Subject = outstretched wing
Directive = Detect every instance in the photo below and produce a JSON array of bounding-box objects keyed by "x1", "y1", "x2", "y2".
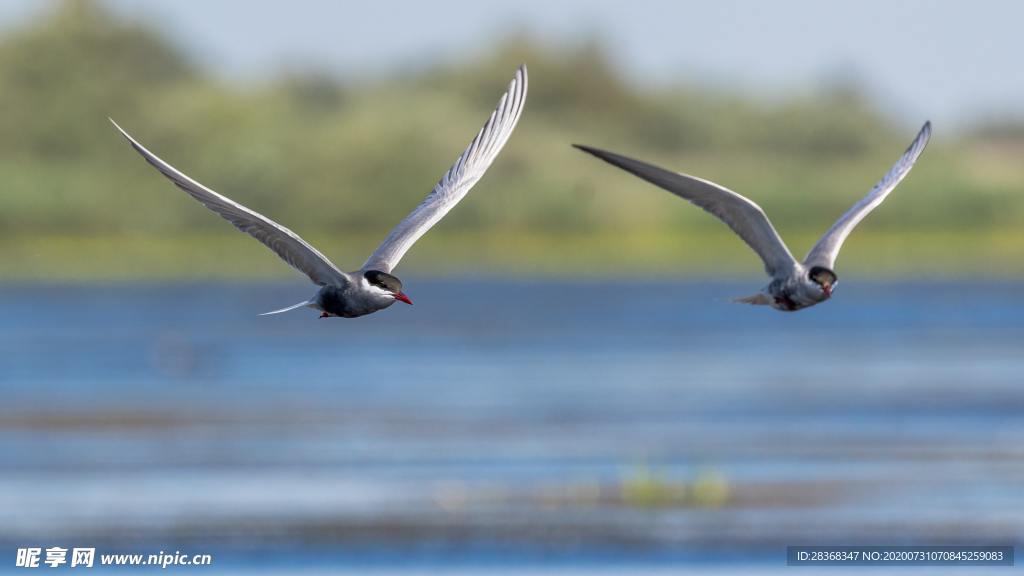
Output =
[
  {"x1": 573, "y1": 145, "x2": 798, "y2": 278},
  {"x1": 803, "y1": 121, "x2": 931, "y2": 270},
  {"x1": 361, "y1": 65, "x2": 528, "y2": 273},
  {"x1": 112, "y1": 119, "x2": 349, "y2": 287}
]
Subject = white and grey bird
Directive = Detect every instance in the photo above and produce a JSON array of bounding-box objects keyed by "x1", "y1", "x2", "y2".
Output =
[
  {"x1": 574, "y1": 121, "x2": 931, "y2": 311},
  {"x1": 113, "y1": 65, "x2": 527, "y2": 318}
]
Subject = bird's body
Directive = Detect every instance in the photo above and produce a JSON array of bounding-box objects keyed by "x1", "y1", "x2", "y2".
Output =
[
  {"x1": 575, "y1": 121, "x2": 931, "y2": 312},
  {"x1": 741, "y1": 265, "x2": 833, "y2": 312},
  {"x1": 114, "y1": 65, "x2": 527, "y2": 318},
  {"x1": 315, "y1": 278, "x2": 400, "y2": 318}
]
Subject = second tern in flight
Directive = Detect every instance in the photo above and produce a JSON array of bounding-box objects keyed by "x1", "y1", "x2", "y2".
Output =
[{"x1": 574, "y1": 121, "x2": 931, "y2": 311}]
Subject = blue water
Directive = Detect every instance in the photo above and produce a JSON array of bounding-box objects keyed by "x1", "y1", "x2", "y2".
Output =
[{"x1": 0, "y1": 279, "x2": 1022, "y2": 572}]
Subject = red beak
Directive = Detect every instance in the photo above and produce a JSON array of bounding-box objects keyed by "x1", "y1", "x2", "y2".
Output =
[{"x1": 395, "y1": 292, "x2": 413, "y2": 305}]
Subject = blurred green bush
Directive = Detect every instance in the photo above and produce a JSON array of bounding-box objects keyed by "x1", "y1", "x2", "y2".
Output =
[{"x1": 1, "y1": 0, "x2": 1022, "y2": 279}]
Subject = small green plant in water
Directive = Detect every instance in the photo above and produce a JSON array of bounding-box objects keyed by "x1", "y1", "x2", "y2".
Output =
[
  {"x1": 691, "y1": 468, "x2": 730, "y2": 508},
  {"x1": 620, "y1": 463, "x2": 730, "y2": 509},
  {"x1": 620, "y1": 462, "x2": 687, "y2": 508}
]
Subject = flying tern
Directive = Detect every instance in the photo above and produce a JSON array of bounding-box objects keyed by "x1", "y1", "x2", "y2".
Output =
[
  {"x1": 574, "y1": 121, "x2": 931, "y2": 311},
  {"x1": 113, "y1": 65, "x2": 527, "y2": 318}
]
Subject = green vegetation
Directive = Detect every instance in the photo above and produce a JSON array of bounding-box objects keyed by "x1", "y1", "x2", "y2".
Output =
[
  {"x1": 620, "y1": 463, "x2": 729, "y2": 509},
  {"x1": 1, "y1": 0, "x2": 1023, "y2": 280}
]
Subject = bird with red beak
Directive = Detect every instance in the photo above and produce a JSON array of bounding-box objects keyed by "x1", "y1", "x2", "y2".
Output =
[{"x1": 112, "y1": 65, "x2": 527, "y2": 319}]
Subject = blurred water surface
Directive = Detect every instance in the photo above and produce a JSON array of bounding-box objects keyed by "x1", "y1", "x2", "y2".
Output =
[{"x1": 0, "y1": 279, "x2": 1022, "y2": 572}]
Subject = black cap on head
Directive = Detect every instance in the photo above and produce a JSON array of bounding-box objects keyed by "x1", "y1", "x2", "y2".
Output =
[
  {"x1": 808, "y1": 266, "x2": 837, "y2": 286},
  {"x1": 364, "y1": 270, "x2": 403, "y2": 293}
]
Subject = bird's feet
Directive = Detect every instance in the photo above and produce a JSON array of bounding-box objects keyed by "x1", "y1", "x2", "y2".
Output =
[{"x1": 319, "y1": 312, "x2": 329, "y2": 319}]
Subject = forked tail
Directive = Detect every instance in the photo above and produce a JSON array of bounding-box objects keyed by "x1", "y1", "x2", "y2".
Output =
[
  {"x1": 732, "y1": 293, "x2": 772, "y2": 306},
  {"x1": 259, "y1": 300, "x2": 316, "y2": 316}
]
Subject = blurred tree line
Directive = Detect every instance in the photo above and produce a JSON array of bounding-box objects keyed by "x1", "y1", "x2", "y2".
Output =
[{"x1": 0, "y1": 0, "x2": 1022, "y2": 278}]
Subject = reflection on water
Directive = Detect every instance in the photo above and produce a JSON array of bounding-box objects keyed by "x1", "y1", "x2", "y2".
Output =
[{"x1": 0, "y1": 280, "x2": 1022, "y2": 570}]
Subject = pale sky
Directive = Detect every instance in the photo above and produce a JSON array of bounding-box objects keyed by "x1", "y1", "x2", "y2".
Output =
[{"x1": 2, "y1": 0, "x2": 1022, "y2": 130}]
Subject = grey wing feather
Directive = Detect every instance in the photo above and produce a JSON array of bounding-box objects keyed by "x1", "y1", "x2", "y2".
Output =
[
  {"x1": 573, "y1": 145, "x2": 798, "y2": 278},
  {"x1": 804, "y1": 121, "x2": 931, "y2": 270},
  {"x1": 111, "y1": 119, "x2": 349, "y2": 287},
  {"x1": 361, "y1": 65, "x2": 528, "y2": 273}
]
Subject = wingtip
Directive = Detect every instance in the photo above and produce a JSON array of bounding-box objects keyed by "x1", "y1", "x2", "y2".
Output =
[
  {"x1": 508, "y1": 63, "x2": 527, "y2": 86},
  {"x1": 514, "y1": 63, "x2": 528, "y2": 95},
  {"x1": 571, "y1": 143, "x2": 611, "y2": 160},
  {"x1": 913, "y1": 120, "x2": 932, "y2": 150},
  {"x1": 108, "y1": 117, "x2": 132, "y2": 141}
]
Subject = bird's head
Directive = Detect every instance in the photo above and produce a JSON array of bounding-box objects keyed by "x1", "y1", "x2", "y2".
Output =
[
  {"x1": 808, "y1": 266, "x2": 837, "y2": 298},
  {"x1": 364, "y1": 270, "x2": 413, "y2": 305}
]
